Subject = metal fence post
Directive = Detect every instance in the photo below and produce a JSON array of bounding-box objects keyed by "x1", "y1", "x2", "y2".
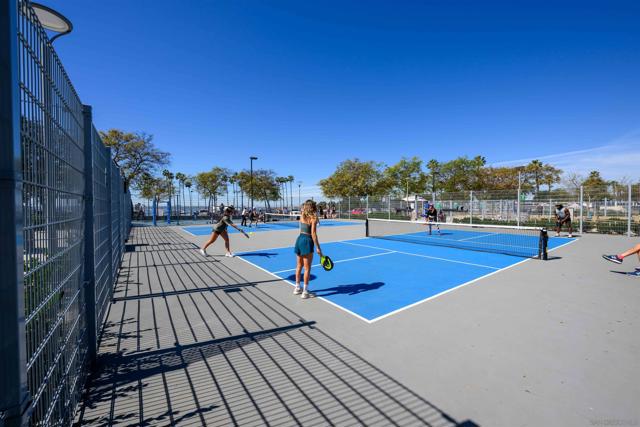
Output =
[
  {"x1": 517, "y1": 183, "x2": 521, "y2": 227},
  {"x1": 348, "y1": 196, "x2": 351, "y2": 220},
  {"x1": 628, "y1": 184, "x2": 632, "y2": 237},
  {"x1": 0, "y1": 1, "x2": 30, "y2": 423},
  {"x1": 82, "y1": 105, "x2": 98, "y2": 364},
  {"x1": 106, "y1": 151, "x2": 114, "y2": 287},
  {"x1": 579, "y1": 186, "x2": 584, "y2": 234},
  {"x1": 388, "y1": 194, "x2": 391, "y2": 220},
  {"x1": 366, "y1": 195, "x2": 369, "y2": 219},
  {"x1": 469, "y1": 191, "x2": 473, "y2": 224}
]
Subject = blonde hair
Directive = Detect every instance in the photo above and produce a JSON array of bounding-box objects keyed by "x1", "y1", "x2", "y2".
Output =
[{"x1": 301, "y1": 200, "x2": 318, "y2": 222}]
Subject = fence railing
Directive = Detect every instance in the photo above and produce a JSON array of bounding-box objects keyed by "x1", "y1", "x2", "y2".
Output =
[
  {"x1": 0, "y1": 2, "x2": 132, "y2": 426},
  {"x1": 327, "y1": 185, "x2": 639, "y2": 237}
]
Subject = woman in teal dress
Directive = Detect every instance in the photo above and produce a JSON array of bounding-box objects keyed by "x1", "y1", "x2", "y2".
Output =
[{"x1": 294, "y1": 200, "x2": 323, "y2": 299}]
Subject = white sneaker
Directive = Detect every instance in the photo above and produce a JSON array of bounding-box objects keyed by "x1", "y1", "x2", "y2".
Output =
[
  {"x1": 199, "y1": 249, "x2": 208, "y2": 257},
  {"x1": 568, "y1": 234, "x2": 573, "y2": 238},
  {"x1": 225, "y1": 252, "x2": 235, "y2": 258},
  {"x1": 301, "y1": 290, "x2": 310, "y2": 299},
  {"x1": 555, "y1": 233, "x2": 560, "y2": 237},
  {"x1": 293, "y1": 286, "x2": 302, "y2": 295}
]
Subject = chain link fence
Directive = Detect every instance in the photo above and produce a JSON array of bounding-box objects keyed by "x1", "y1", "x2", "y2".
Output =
[
  {"x1": 337, "y1": 185, "x2": 639, "y2": 236},
  {"x1": 1, "y1": 2, "x2": 132, "y2": 426}
]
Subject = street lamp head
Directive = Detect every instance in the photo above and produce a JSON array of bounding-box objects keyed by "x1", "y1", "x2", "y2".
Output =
[
  {"x1": 30, "y1": 2, "x2": 73, "y2": 42},
  {"x1": 250, "y1": 156, "x2": 258, "y2": 160}
]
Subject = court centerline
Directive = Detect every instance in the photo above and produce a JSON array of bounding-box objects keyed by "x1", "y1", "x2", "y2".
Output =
[{"x1": 338, "y1": 241, "x2": 501, "y2": 270}]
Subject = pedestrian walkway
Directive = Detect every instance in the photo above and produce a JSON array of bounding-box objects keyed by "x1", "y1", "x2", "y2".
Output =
[{"x1": 75, "y1": 226, "x2": 473, "y2": 426}]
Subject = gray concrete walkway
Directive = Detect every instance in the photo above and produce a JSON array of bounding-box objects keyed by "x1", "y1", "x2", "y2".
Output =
[{"x1": 75, "y1": 226, "x2": 475, "y2": 426}]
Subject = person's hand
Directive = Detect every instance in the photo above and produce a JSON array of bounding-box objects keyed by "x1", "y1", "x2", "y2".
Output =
[{"x1": 316, "y1": 248, "x2": 323, "y2": 257}]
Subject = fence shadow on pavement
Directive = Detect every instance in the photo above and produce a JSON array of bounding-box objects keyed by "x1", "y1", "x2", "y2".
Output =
[{"x1": 75, "y1": 226, "x2": 479, "y2": 427}]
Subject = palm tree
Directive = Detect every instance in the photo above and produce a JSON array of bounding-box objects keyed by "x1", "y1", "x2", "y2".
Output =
[
  {"x1": 162, "y1": 169, "x2": 174, "y2": 221},
  {"x1": 276, "y1": 177, "x2": 287, "y2": 210},
  {"x1": 287, "y1": 175, "x2": 294, "y2": 209},
  {"x1": 175, "y1": 172, "x2": 188, "y2": 219},
  {"x1": 526, "y1": 160, "x2": 544, "y2": 195}
]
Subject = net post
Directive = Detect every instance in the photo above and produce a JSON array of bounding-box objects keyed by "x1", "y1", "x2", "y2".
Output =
[
  {"x1": 579, "y1": 186, "x2": 583, "y2": 234},
  {"x1": 628, "y1": 184, "x2": 632, "y2": 237},
  {"x1": 365, "y1": 218, "x2": 370, "y2": 237},
  {"x1": 540, "y1": 229, "x2": 548, "y2": 260}
]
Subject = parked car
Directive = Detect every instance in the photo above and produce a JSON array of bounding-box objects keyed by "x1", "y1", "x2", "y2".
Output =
[{"x1": 351, "y1": 208, "x2": 365, "y2": 215}]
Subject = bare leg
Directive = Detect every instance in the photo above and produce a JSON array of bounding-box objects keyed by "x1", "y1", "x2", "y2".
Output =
[
  {"x1": 202, "y1": 232, "x2": 219, "y2": 251},
  {"x1": 302, "y1": 254, "x2": 313, "y2": 290},
  {"x1": 294, "y1": 255, "x2": 303, "y2": 289},
  {"x1": 221, "y1": 231, "x2": 231, "y2": 254},
  {"x1": 619, "y1": 243, "x2": 640, "y2": 260}
]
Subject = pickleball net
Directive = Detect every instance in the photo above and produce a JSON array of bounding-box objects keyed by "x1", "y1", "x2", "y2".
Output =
[
  {"x1": 366, "y1": 218, "x2": 548, "y2": 259},
  {"x1": 264, "y1": 213, "x2": 301, "y2": 228}
]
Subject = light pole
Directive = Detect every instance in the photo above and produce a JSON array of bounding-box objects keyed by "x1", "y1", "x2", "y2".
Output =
[
  {"x1": 250, "y1": 156, "x2": 258, "y2": 212},
  {"x1": 297, "y1": 181, "x2": 302, "y2": 207}
]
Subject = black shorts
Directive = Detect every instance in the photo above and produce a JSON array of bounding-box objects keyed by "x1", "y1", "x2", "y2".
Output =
[{"x1": 556, "y1": 219, "x2": 571, "y2": 228}]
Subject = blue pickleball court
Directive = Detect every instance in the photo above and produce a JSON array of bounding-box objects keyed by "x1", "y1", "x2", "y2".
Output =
[
  {"x1": 183, "y1": 219, "x2": 361, "y2": 236},
  {"x1": 238, "y1": 233, "x2": 575, "y2": 323}
]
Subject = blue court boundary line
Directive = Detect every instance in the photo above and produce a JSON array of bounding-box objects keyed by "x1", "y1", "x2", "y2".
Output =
[{"x1": 239, "y1": 237, "x2": 579, "y2": 323}]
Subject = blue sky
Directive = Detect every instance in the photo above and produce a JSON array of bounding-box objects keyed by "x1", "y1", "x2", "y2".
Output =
[{"x1": 47, "y1": 0, "x2": 640, "y2": 196}]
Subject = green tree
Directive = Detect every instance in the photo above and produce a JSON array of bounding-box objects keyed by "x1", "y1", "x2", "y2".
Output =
[
  {"x1": 100, "y1": 129, "x2": 171, "y2": 190},
  {"x1": 525, "y1": 160, "x2": 544, "y2": 194},
  {"x1": 541, "y1": 164, "x2": 563, "y2": 193},
  {"x1": 235, "y1": 169, "x2": 281, "y2": 210},
  {"x1": 137, "y1": 173, "x2": 172, "y2": 206},
  {"x1": 287, "y1": 175, "x2": 295, "y2": 209},
  {"x1": 582, "y1": 171, "x2": 608, "y2": 199},
  {"x1": 426, "y1": 159, "x2": 442, "y2": 194},
  {"x1": 319, "y1": 159, "x2": 387, "y2": 198},
  {"x1": 383, "y1": 157, "x2": 428, "y2": 198},
  {"x1": 195, "y1": 167, "x2": 230, "y2": 211},
  {"x1": 175, "y1": 172, "x2": 188, "y2": 214},
  {"x1": 438, "y1": 156, "x2": 486, "y2": 192}
]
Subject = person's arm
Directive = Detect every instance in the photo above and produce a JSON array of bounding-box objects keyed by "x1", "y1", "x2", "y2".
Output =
[
  {"x1": 311, "y1": 219, "x2": 323, "y2": 257},
  {"x1": 224, "y1": 217, "x2": 239, "y2": 230}
]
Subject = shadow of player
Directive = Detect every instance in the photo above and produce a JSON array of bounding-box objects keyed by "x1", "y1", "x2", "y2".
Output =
[{"x1": 312, "y1": 281, "x2": 385, "y2": 297}]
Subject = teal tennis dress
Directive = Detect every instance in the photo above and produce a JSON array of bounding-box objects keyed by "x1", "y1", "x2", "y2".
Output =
[{"x1": 294, "y1": 221, "x2": 314, "y2": 256}]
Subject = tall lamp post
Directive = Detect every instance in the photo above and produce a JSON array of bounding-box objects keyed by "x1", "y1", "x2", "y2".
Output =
[
  {"x1": 31, "y1": 2, "x2": 73, "y2": 42},
  {"x1": 297, "y1": 181, "x2": 302, "y2": 207},
  {"x1": 250, "y1": 156, "x2": 258, "y2": 212}
]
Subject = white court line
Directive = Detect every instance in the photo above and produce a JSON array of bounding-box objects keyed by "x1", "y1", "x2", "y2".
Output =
[
  {"x1": 236, "y1": 235, "x2": 580, "y2": 325},
  {"x1": 235, "y1": 256, "x2": 375, "y2": 324},
  {"x1": 180, "y1": 228, "x2": 198, "y2": 237},
  {"x1": 272, "y1": 251, "x2": 396, "y2": 274},
  {"x1": 458, "y1": 233, "x2": 494, "y2": 241},
  {"x1": 339, "y1": 241, "x2": 500, "y2": 270},
  {"x1": 366, "y1": 236, "x2": 580, "y2": 323}
]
